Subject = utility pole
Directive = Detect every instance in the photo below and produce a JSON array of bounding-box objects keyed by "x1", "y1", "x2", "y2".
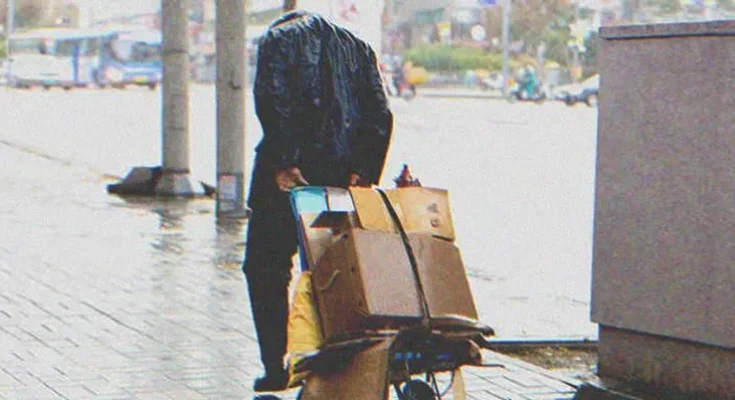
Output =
[
  {"x1": 215, "y1": 0, "x2": 249, "y2": 218},
  {"x1": 108, "y1": 0, "x2": 212, "y2": 197},
  {"x1": 501, "y1": 0, "x2": 511, "y2": 97},
  {"x1": 157, "y1": 0, "x2": 198, "y2": 195},
  {"x1": 5, "y1": 0, "x2": 15, "y2": 84}
]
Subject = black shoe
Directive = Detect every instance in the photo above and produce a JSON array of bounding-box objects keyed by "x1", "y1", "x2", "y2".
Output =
[{"x1": 253, "y1": 369, "x2": 289, "y2": 393}]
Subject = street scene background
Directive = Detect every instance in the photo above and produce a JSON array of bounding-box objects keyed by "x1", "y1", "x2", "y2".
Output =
[{"x1": 0, "y1": 85, "x2": 599, "y2": 340}]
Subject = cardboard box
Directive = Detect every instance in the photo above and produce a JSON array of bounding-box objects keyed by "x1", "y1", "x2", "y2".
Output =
[
  {"x1": 297, "y1": 211, "x2": 360, "y2": 269},
  {"x1": 312, "y1": 229, "x2": 423, "y2": 341},
  {"x1": 385, "y1": 187, "x2": 456, "y2": 241},
  {"x1": 349, "y1": 187, "x2": 456, "y2": 241},
  {"x1": 408, "y1": 234, "x2": 479, "y2": 322},
  {"x1": 299, "y1": 337, "x2": 394, "y2": 400},
  {"x1": 292, "y1": 187, "x2": 361, "y2": 270}
]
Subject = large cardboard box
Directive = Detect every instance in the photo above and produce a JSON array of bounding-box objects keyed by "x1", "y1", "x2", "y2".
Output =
[
  {"x1": 312, "y1": 229, "x2": 423, "y2": 341},
  {"x1": 312, "y1": 230, "x2": 479, "y2": 341},
  {"x1": 408, "y1": 234, "x2": 479, "y2": 322}
]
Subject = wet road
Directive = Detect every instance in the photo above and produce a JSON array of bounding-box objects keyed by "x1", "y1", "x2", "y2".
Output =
[{"x1": 0, "y1": 85, "x2": 598, "y2": 340}]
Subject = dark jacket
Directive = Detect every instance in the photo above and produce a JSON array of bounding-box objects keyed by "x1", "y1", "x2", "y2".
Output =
[{"x1": 251, "y1": 11, "x2": 393, "y2": 193}]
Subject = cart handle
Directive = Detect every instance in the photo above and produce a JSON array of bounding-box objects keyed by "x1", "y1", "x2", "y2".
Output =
[{"x1": 316, "y1": 270, "x2": 341, "y2": 292}]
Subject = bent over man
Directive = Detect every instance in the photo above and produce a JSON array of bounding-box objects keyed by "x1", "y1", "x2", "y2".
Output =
[{"x1": 242, "y1": 11, "x2": 393, "y2": 392}]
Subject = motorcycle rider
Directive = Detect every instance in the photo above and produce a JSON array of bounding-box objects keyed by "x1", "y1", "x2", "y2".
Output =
[
  {"x1": 391, "y1": 60, "x2": 415, "y2": 97},
  {"x1": 522, "y1": 64, "x2": 538, "y2": 99}
]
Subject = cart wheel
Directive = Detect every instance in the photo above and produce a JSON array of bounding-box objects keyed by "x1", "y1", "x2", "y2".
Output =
[{"x1": 401, "y1": 379, "x2": 436, "y2": 400}]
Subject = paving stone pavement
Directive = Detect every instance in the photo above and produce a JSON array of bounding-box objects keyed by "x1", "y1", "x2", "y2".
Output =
[{"x1": 0, "y1": 134, "x2": 582, "y2": 399}]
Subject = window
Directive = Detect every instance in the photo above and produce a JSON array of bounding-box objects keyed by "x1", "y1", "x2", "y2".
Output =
[
  {"x1": 109, "y1": 39, "x2": 161, "y2": 63},
  {"x1": 55, "y1": 39, "x2": 82, "y2": 56},
  {"x1": 82, "y1": 38, "x2": 100, "y2": 56},
  {"x1": 9, "y1": 39, "x2": 45, "y2": 54}
]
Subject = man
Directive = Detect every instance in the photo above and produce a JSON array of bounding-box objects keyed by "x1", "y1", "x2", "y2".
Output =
[{"x1": 243, "y1": 11, "x2": 393, "y2": 392}]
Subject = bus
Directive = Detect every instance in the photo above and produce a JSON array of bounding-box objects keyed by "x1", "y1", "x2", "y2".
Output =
[
  {"x1": 98, "y1": 29, "x2": 162, "y2": 90},
  {"x1": 7, "y1": 27, "x2": 162, "y2": 90}
]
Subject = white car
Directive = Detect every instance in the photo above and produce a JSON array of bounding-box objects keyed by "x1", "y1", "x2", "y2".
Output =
[{"x1": 553, "y1": 74, "x2": 600, "y2": 107}]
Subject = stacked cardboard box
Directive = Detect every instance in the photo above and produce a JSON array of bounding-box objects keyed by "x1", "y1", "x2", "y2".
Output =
[{"x1": 302, "y1": 187, "x2": 479, "y2": 342}]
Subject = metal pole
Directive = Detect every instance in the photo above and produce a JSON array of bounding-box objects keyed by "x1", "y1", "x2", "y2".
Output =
[
  {"x1": 5, "y1": 0, "x2": 15, "y2": 84},
  {"x1": 501, "y1": 0, "x2": 510, "y2": 97},
  {"x1": 107, "y1": 0, "x2": 210, "y2": 197},
  {"x1": 571, "y1": 4, "x2": 581, "y2": 84},
  {"x1": 215, "y1": 0, "x2": 248, "y2": 218},
  {"x1": 537, "y1": 42, "x2": 546, "y2": 83},
  {"x1": 158, "y1": 0, "x2": 192, "y2": 195}
]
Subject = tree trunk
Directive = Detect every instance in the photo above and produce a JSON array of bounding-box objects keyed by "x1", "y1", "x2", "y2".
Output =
[{"x1": 283, "y1": 0, "x2": 296, "y2": 13}]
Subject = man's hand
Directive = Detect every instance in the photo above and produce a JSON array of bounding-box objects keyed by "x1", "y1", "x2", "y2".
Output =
[{"x1": 275, "y1": 167, "x2": 309, "y2": 192}]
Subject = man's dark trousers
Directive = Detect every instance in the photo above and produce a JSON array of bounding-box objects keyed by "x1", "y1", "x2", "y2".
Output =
[
  {"x1": 242, "y1": 189, "x2": 298, "y2": 375},
  {"x1": 242, "y1": 157, "x2": 351, "y2": 375}
]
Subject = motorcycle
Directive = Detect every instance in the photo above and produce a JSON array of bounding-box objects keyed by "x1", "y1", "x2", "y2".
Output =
[
  {"x1": 506, "y1": 82, "x2": 546, "y2": 104},
  {"x1": 386, "y1": 76, "x2": 416, "y2": 101}
]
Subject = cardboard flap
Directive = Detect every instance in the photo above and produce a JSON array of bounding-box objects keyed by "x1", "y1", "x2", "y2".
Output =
[
  {"x1": 386, "y1": 187, "x2": 456, "y2": 241},
  {"x1": 298, "y1": 212, "x2": 336, "y2": 269},
  {"x1": 310, "y1": 211, "x2": 352, "y2": 229},
  {"x1": 349, "y1": 187, "x2": 397, "y2": 232}
]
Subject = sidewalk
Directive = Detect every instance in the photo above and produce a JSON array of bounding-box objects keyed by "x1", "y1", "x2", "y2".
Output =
[{"x1": 1, "y1": 132, "x2": 582, "y2": 399}]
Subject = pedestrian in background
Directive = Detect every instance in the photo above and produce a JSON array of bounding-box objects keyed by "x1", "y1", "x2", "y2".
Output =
[{"x1": 241, "y1": 10, "x2": 393, "y2": 392}]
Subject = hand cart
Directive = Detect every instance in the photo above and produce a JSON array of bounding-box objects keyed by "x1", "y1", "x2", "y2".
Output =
[{"x1": 289, "y1": 186, "x2": 499, "y2": 400}]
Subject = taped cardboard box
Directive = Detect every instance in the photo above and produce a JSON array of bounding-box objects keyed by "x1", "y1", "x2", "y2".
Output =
[{"x1": 312, "y1": 229, "x2": 423, "y2": 341}]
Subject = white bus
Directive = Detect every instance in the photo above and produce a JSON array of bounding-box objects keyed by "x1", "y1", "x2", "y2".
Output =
[
  {"x1": 7, "y1": 27, "x2": 162, "y2": 90},
  {"x1": 8, "y1": 28, "x2": 116, "y2": 89}
]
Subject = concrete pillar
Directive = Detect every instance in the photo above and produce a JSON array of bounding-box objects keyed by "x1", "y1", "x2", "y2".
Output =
[
  {"x1": 5, "y1": 0, "x2": 15, "y2": 83},
  {"x1": 500, "y1": 0, "x2": 510, "y2": 97},
  {"x1": 592, "y1": 20, "x2": 735, "y2": 398},
  {"x1": 156, "y1": 0, "x2": 196, "y2": 195},
  {"x1": 214, "y1": 0, "x2": 249, "y2": 218},
  {"x1": 107, "y1": 0, "x2": 212, "y2": 197}
]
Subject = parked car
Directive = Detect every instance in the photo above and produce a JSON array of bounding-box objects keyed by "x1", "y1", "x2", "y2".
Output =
[{"x1": 553, "y1": 74, "x2": 599, "y2": 107}]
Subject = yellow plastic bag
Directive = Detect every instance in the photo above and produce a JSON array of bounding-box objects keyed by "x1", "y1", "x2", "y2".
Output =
[{"x1": 286, "y1": 271, "x2": 324, "y2": 388}]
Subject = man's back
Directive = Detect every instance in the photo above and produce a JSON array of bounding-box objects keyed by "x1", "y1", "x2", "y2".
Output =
[{"x1": 252, "y1": 11, "x2": 393, "y2": 186}]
